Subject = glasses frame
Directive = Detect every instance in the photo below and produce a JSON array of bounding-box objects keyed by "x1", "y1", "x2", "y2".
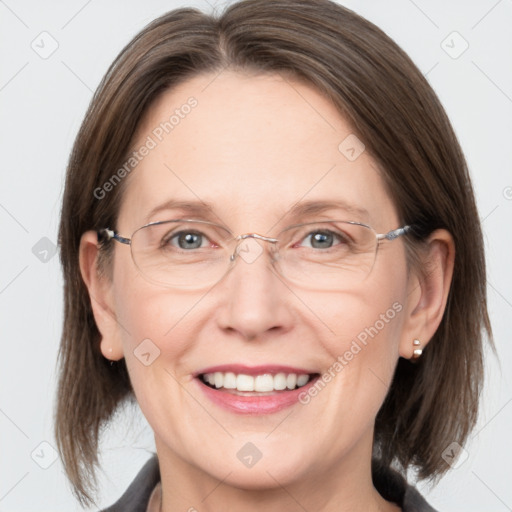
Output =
[{"x1": 97, "y1": 218, "x2": 412, "y2": 287}]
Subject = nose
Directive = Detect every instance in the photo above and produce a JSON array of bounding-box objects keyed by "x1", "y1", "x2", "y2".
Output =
[{"x1": 215, "y1": 236, "x2": 294, "y2": 341}]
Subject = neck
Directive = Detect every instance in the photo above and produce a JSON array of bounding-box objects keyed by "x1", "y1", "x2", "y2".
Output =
[{"x1": 153, "y1": 430, "x2": 401, "y2": 512}]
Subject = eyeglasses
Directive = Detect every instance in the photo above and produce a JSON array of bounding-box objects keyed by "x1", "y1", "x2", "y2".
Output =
[{"x1": 98, "y1": 219, "x2": 411, "y2": 291}]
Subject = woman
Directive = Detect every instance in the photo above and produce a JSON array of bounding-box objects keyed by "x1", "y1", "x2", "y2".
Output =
[{"x1": 54, "y1": 0, "x2": 492, "y2": 510}]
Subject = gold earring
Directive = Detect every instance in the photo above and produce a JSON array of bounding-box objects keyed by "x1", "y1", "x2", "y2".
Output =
[
  {"x1": 105, "y1": 347, "x2": 115, "y2": 366},
  {"x1": 411, "y1": 339, "x2": 422, "y2": 360}
]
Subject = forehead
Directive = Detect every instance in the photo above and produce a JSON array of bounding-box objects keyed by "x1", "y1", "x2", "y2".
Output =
[{"x1": 118, "y1": 71, "x2": 397, "y2": 232}]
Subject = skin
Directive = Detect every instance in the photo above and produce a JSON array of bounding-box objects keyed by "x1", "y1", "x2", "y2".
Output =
[{"x1": 80, "y1": 71, "x2": 454, "y2": 512}]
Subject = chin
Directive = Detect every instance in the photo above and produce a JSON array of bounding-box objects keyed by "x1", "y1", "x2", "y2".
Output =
[
  {"x1": 217, "y1": 463, "x2": 305, "y2": 491},
  {"x1": 194, "y1": 443, "x2": 312, "y2": 491}
]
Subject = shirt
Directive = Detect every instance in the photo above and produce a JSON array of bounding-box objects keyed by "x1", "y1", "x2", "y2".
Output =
[{"x1": 101, "y1": 454, "x2": 438, "y2": 512}]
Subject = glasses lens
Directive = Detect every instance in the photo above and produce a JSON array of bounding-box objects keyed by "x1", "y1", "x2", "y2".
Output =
[
  {"x1": 131, "y1": 220, "x2": 232, "y2": 288},
  {"x1": 275, "y1": 221, "x2": 378, "y2": 290},
  {"x1": 129, "y1": 219, "x2": 378, "y2": 290}
]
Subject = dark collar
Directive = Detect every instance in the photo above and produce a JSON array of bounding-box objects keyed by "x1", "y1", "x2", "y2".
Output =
[{"x1": 102, "y1": 454, "x2": 438, "y2": 512}]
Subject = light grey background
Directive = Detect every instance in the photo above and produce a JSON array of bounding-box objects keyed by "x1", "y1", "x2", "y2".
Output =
[{"x1": 1, "y1": 0, "x2": 511, "y2": 510}]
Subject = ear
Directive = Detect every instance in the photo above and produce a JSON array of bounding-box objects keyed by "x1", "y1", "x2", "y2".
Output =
[
  {"x1": 399, "y1": 229, "x2": 455, "y2": 359},
  {"x1": 79, "y1": 231, "x2": 124, "y2": 361}
]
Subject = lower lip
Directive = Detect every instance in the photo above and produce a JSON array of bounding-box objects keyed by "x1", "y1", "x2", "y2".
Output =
[{"x1": 195, "y1": 376, "x2": 319, "y2": 414}]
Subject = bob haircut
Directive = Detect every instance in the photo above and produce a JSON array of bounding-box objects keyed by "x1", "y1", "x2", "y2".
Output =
[{"x1": 55, "y1": 0, "x2": 492, "y2": 506}]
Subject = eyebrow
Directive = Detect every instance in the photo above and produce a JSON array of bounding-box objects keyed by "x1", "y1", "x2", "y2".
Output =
[
  {"x1": 145, "y1": 200, "x2": 218, "y2": 223},
  {"x1": 145, "y1": 199, "x2": 369, "y2": 225},
  {"x1": 285, "y1": 199, "x2": 369, "y2": 221}
]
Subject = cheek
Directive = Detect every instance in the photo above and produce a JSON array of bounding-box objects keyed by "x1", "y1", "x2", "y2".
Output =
[
  {"x1": 110, "y1": 249, "x2": 206, "y2": 401},
  {"x1": 113, "y1": 285, "x2": 201, "y2": 357},
  {"x1": 300, "y1": 263, "x2": 407, "y2": 411},
  {"x1": 111, "y1": 283, "x2": 206, "y2": 431},
  {"x1": 111, "y1": 246, "x2": 194, "y2": 348},
  {"x1": 303, "y1": 275, "x2": 406, "y2": 363}
]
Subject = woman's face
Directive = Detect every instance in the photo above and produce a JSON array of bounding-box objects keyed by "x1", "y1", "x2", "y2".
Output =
[{"x1": 104, "y1": 71, "x2": 417, "y2": 488}]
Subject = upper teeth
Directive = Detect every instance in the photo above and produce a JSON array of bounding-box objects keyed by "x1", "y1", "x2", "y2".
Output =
[{"x1": 201, "y1": 372, "x2": 311, "y2": 392}]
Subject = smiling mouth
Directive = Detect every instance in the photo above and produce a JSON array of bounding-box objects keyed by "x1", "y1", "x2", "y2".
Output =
[{"x1": 198, "y1": 372, "x2": 320, "y2": 395}]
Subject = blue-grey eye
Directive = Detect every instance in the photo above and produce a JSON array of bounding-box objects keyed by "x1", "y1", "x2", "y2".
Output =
[
  {"x1": 302, "y1": 231, "x2": 342, "y2": 249},
  {"x1": 172, "y1": 231, "x2": 205, "y2": 249},
  {"x1": 311, "y1": 232, "x2": 332, "y2": 248}
]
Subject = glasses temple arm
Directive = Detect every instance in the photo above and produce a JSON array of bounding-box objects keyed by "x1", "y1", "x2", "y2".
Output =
[
  {"x1": 377, "y1": 225, "x2": 412, "y2": 241},
  {"x1": 97, "y1": 228, "x2": 131, "y2": 245}
]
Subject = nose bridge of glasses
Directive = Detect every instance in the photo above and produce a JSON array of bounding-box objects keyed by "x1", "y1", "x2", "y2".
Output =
[
  {"x1": 236, "y1": 233, "x2": 279, "y2": 243},
  {"x1": 230, "y1": 233, "x2": 279, "y2": 263}
]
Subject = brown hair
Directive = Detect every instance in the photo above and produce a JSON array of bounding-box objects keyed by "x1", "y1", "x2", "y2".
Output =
[{"x1": 55, "y1": 0, "x2": 492, "y2": 506}]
